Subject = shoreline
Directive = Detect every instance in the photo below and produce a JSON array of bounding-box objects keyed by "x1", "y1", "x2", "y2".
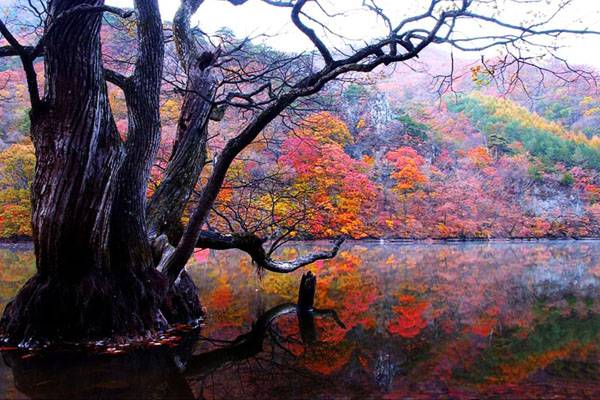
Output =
[{"x1": 2, "y1": 236, "x2": 600, "y2": 250}]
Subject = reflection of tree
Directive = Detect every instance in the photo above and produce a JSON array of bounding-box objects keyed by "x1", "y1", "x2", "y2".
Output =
[
  {"x1": 461, "y1": 310, "x2": 600, "y2": 384},
  {"x1": 185, "y1": 241, "x2": 600, "y2": 396},
  {"x1": 3, "y1": 277, "x2": 347, "y2": 400},
  {"x1": 3, "y1": 339, "x2": 199, "y2": 399},
  {"x1": 188, "y1": 275, "x2": 350, "y2": 398},
  {"x1": 3, "y1": 242, "x2": 600, "y2": 398}
]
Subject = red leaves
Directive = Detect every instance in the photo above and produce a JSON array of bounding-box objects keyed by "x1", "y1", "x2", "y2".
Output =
[
  {"x1": 279, "y1": 115, "x2": 378, "y2": 239},
  {"x1": 387, "y1": 295, "x2": 429, "y2": 339}
]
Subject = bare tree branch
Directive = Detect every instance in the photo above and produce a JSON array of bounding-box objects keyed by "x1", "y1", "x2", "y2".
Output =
[
  {"x1": 195, "y1": 231, "x2": 345, "y2": 273},
  {"x1": 0, "y1": 19, "x2": 41, "y2": 108},
  {"x1": 291, "y1": 0, "x2": 334, "y2": 65}
]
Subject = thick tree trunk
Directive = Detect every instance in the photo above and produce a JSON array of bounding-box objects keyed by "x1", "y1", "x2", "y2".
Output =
[
  {"x1": 146, "y1": 0, "x2": 217, "y2": 244},
  {"x1": 146, "y1": 61, "x2": 215, "y2": 243},
  {"x1": 0, "y1": 0, "x2": 200, "y2": 345},
  {"x1": 110, "y1": 0, "x2": 164, "y2": 277}
]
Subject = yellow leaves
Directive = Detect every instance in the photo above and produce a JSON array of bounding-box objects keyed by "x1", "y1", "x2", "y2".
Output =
[
  {"x1": 0, "y1": 204, "x2": 31, "y2": 237},
  {"x1": 122, "y1": 18, "x2": 138, "y2": 38},
  {"x1": 579, "y1": 95, "x2": 600, "y2": 117},
  {"x1": 387, "y1": 147, "x2": 428, "y2": 194},
  {"x1": 277, "y1": 132, "x2": 377, "y2": 238},
  {"x1": 470, "y1": 65, "x2": 492, "y2": 86},
  {"x1": 0, "y1": 140, "x2": 35, "y2": 189},
  {"x1": 0, "y1": 188, "x2": 29, "y2": 205},
  {"x1": 108, "y1": 89, "x2": 127, "y2": 117},
  {"x1": 583, "y1": 107, "x2": 600, "y2": 117},
  {"x1": 362, "y1": 154, "x2": 374, "y2": 166},
  {"x1": 589, "y1": 136, "x2": 600, "y2": 151},
  {"x1": 356, "y1": 117, "x2": 367, "y2": 130},
  {"x1": 0, "y1": 141, "x2": 34, "y2": 238},
  {"x1": 470, "y1": 65, "x2": 482, "y2": 81},
  {"x1": 161, "y1": 98, "x2": 181, "y2": 122},
  {"x1": 472, "y1": 93, "x2": 590, "y2": 145},
  {"x1": 297, "y1": 112, "x2": 353, "y2": 145},
  {"x1": 392, "y1": 164, "x2": 427, "y2": 192},
  {"x1": 581, "y1": 96, "x2": 595, "y2": 106},
  {"x1": 436, "y1": 223, "x2": 451, "y2": 237}
]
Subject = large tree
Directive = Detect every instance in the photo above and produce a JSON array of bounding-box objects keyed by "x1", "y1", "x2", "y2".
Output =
[{"x1": 0, "y1": 0, "x2": 596, "y2": 343}]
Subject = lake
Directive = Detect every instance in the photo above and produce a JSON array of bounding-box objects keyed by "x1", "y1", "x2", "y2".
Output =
[{"x1": 1, "y1": 240, "x2": 600, "y2": 399}]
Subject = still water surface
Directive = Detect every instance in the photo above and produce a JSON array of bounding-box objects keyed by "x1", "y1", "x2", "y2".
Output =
[{"x1": 1, "y1": 240, "x2": 600, "y2": 399}]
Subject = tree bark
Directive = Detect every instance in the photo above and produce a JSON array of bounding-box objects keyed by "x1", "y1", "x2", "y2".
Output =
[
  {"x1": 146, "y1": 0, "x2": 217, "y2": 244},
  {"x1": 298, "y1": 271, "x2": 316, "y2": 312},
  {"x1": 146, "y1": 61, "x2": 215, "y2": 243},
  {"x1": 110, "y1": 0, "x2": 164, "y2": 274},
  {"x1": 0, "y1": 0, "x2": 201, "y2": 345}
]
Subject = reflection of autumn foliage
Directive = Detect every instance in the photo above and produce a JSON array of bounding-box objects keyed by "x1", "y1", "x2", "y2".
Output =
[
  {"x1": 0, "y1": 248, "x2": 35, "y2": 312},
  {"x1": 207, "y1": 283, "x2": 234, "y2": 311},
  {"x1": 496, "y1": 343, "x2": 578, "y2": 383},
  {"x1": 270, "y1": 312, "x2": 356, "y2": 376},
  {"x1": 387, "y1": 295, "x2": 429, "y2": 338},
  {"x1": 315, "y1": 250, "x2": 379, "y2": 333},
  {"x1": 269, "y1": 313, "x2": 354, "y2": 376},
  {"x1": 193, "y1": 249, "x2": 210, "y2": 263},
  {"x1": 470, "y1": 306, "x2": 500, "y2": 337},
  {"x1": 272, "y1": 314, "x2": 305, "y2": 356},
  {"x1": 302, "y1": 341, "x2": 354, "y2": 375},
  {"x1": 188, "y1": 253, "x2": 257, "y2": 336},
  {"x1": 2, "y1": 242, "x2": 600, "y2": 397}
]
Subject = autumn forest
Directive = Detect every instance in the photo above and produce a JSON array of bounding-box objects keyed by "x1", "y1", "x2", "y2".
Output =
[{"x1": 1, "y1": 13, "x2": 600, "y2": 242}]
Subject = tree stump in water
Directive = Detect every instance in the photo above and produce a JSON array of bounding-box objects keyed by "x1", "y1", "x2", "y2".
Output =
[
  {"x1": 298, "y1": 271, "x2": 316, "y2": 312},
  {"x1": 297, "y1": 271, "x2": 317, "y2": 344}
]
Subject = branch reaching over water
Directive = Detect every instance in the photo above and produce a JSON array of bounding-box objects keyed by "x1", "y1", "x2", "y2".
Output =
[{"x1": 194, "y1": 231, "x2": 345, "y2": 274}]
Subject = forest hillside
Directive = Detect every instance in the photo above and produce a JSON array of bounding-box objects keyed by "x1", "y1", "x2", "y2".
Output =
[{"x1": 0, "y1": 13, "x2": 599, "y2": 241}]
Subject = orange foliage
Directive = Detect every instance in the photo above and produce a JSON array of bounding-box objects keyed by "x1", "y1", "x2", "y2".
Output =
[
  {"x1": 296, "y1": 112, "x2": 353, "y2": 145},
  {"x1": 386, "y1": 147, "x2": 428, "y2": 192},
  {"x1": 280, "y1": 114, "x2": 378, "y2": 238},
  {"x1": 467, "y1": 146, "x2": 494, "y2": 168},
  {"x1": 387, "y1": 294, "x2": 429, "y2": 338}
]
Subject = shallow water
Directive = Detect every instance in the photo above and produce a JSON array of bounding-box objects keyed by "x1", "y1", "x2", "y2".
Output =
[{"x1": 1, "y1": 240, "x2": 600, "y2": 399}]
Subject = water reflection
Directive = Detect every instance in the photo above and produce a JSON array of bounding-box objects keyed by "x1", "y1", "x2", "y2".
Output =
[
  {"x1": 2, "y1": 301, "x2": 344, "y2": 399},
  {"x1": 3, "y1": 344, "x2": 197, "y2": 399},
  {"x1": 1, "y1": 240, "x2": 600, "y2": 399}
]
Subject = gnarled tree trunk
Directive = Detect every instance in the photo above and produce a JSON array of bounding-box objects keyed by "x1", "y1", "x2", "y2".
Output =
[{"x1": 0, "y1": 0, "x2": 200, "y2": 345}]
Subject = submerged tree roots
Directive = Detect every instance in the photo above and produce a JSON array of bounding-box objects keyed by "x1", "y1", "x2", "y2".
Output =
[{"x1": 0, "y1": 269, "x2": 203, "y2": 347}]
